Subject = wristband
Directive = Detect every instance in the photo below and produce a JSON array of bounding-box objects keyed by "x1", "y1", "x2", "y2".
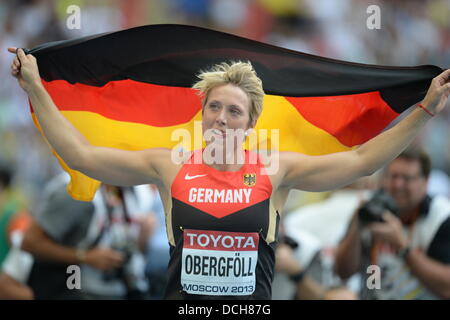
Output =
[{"x1": 417, "y1": 103, "x2": 434, "y2": 117}]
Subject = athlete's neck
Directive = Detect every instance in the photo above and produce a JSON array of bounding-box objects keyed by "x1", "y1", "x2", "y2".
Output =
[{"x1": 202, "y1": 148, "x2": 246, "y2": 172}]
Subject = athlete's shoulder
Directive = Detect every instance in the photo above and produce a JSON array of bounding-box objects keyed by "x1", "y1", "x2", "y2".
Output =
[{"x1": 247, "y1": 149, "x2": 283, "y2": 171}]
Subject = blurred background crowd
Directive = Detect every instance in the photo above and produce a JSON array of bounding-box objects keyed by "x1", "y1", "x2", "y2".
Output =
[{"x1": 0, "y1": 0, "x2": 449, "y2": 300}]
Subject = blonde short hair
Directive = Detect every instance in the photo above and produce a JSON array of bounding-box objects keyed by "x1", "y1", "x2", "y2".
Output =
[{"x1": 192, "y1": 61, "x2": 265, "y2": 126}]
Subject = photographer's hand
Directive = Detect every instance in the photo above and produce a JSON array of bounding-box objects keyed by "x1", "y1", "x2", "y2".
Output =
[
  {"x1": 84, "y1": 247, "x2": 125, "y2": 271},
  {"x1": 368, "y1": 211, "x2": 408, "y2": 251},
  {"x1": 275, "y1": 243, "x2": 303, "y2": 275}
]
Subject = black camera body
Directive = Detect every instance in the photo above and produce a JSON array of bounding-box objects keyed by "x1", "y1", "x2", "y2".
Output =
[{"x1": 358, "y1": 190, "x2": 399, "y2": 225}]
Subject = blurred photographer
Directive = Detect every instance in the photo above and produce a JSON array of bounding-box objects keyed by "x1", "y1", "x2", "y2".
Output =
[
  {"x1": 273, "y1": 228, "x2": 357, "y2": 300},
  {"x1": 23, "y1": 173, "x2": 156, "y2": 299},
  {"x1": 334, "y1": 148, "x2": 450, "y2": 299}
]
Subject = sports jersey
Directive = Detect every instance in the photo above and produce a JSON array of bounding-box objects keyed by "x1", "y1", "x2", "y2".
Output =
[{"x1": 164, "y1": 149, "x2": 279, "y2": 299}]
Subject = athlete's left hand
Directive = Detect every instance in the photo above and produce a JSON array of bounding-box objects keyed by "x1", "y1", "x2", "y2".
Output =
[{"x1": 421, "y1": 69, "x2": 450, "y2": 115}]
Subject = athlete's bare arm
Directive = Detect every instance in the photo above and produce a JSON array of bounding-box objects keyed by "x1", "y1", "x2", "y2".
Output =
[
  {"x1": 8, "y1": 47, "x2": 172, "y2": 186},
  {"x1": 279, "y1": 69, "x2": 450, "y2": 192}
]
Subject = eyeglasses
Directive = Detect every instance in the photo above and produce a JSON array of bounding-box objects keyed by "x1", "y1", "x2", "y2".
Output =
[{"x1": 385, "y1": 173, "x2": 424, "y2": 183}]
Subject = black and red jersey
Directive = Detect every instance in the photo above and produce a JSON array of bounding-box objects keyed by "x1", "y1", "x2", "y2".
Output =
[{"x1": 163, "y1": 149, "x2": 279, "y2": 299}]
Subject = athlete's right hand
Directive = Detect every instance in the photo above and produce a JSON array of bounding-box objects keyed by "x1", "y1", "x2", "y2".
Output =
[
  {"x1": 85, "y1": 247, "x2": 125, "y2": 271},
  {"x1": 8, "y1": 47, "x2": 42, "y2": 93}
]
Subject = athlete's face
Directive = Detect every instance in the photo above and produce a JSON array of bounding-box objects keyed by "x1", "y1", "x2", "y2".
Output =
[{"x1": 202, "y1": 84, "x2": 254, "y2": 147}]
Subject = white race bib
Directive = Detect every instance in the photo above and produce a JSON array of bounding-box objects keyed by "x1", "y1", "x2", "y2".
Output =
[{"x1": 181, "y1": 229, "x2": 259, "y2": 296}]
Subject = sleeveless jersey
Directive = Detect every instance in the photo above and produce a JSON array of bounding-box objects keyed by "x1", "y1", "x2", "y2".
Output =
[{"x1": 164, "y1": 149, "x2": 279, "y2": 299}]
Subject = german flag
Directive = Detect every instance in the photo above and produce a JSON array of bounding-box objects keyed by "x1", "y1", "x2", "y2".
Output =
[{"x1": 26, "y1": 24, "x2": 442, "y2": 201}]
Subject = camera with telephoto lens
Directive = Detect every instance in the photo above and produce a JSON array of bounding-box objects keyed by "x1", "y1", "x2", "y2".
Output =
[{"x1": 357, "y1": 189, "x2": 399, "y2": 225}]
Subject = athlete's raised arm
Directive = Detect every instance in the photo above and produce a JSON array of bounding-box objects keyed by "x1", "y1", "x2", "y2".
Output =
[
  {"x1": 279, "y1": 69, "x2": 450, "y2": 192},
  {"x1": 8, "y1": 47, "x2": 167, "y2": 186}
]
